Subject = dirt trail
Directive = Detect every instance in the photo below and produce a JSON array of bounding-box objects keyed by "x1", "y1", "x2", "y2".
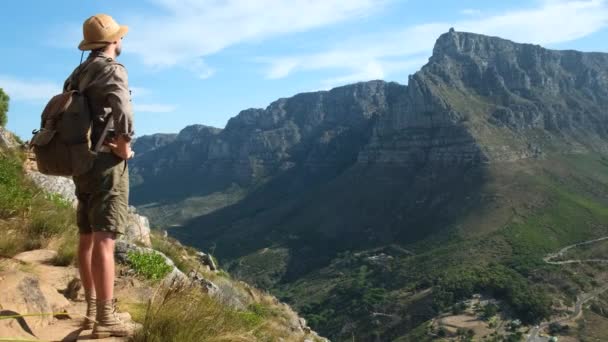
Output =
[
  {"x1": 543, "y1": 236, "x2": 608, "y2": 265},
  {"x1": 0, "y1": 250, "x2": 128, "y2": 342},
  {"x1": 527, "y1": 236, "x2": 608, "y2": 342}
]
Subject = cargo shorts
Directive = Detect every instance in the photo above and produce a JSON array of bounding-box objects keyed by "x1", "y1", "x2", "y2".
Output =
[{"x1": 73, "y1": 152, "x2": 129, "y2": 235}]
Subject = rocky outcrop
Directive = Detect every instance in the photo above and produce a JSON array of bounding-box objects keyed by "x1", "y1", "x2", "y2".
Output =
[
  {"x1": 0, "y1": 126, "x2": 18, "y2": 150},
  {"x1": 196, "y1": 251, "x2": 218, "y2": 271},
  {"x1": 26, "y1": 171, "x2": 78, "y2": 205},
  {"x1": 0, "y1": 250, "x2": 72, "y2": 338},
  {"x1": 124, "y1": 206, "x2": 152, "y2": 247},
  {"x1": 115, "y1": 240, "x2": 219, "y2": 294}
]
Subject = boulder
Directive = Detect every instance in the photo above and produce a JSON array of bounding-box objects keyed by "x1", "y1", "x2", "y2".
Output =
[
  {"x1": 122, "y1": 206, "x2": 152, "y2": 247},
  {"x1": 0, "y1": 269, "x2": 70, "y2": 331},
  {"x1": 26, "y1": 171, "x2": 78, "y2": 206},
  {"x1": 196, "y1": 251, "x2": 218, "y2": 271}
]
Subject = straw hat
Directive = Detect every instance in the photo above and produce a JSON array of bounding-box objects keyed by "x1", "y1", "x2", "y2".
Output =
[{"x1": 78, "y1": 14, "x2": 128, "y2": 51}]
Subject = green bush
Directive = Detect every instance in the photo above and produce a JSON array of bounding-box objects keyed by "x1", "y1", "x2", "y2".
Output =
[
  {"x1": 127, "y1": 251, "x2": 173, "y2": 281},
  {"x1": 0, "y1": 155, "x2": 33, "y2": 218},
  {"x1": 0, "y1": 88, "x2": 8, "y2": 127}
]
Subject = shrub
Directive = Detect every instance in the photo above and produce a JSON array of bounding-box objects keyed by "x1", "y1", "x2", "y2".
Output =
[
  {"x1": 0, "y1": 88, "x2": 8, "y2": 127},
  {"x1": 127, "y1": 251, "x2": 173, "y2": 281},
  {"x1": 0, "y1": 154, "x2": 32, "y2": 218}
]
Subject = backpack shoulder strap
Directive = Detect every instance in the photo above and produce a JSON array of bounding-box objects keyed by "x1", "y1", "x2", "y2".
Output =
[{"x1": 68, "y1": 56, "x2": 117, "y2": 94}]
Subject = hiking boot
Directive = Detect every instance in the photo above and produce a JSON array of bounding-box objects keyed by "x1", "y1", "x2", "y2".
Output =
[
  {"x1": 83, "y1": 295, "x2": 96, "y2": 330},
  {"x1": 92, "y1": 299, "x2": 137, "y2": 338}
]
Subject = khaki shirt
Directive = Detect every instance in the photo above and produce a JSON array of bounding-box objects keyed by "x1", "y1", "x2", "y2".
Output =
[{"x1": 64, "y1": 51, "x2": 134, "y2": 143}]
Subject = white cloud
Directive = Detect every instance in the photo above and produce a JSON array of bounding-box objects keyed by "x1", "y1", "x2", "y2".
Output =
[
  {"x1": 187, "y1": 59, "x2": 216, "y2": 80},
  {"x1": 134, "y1": 103, "x2": 177, "y2": 113},
  {"x1": 459, "y1": 0, "x2": 608, "y2": 45},
  {"x1": 460, "y1": 9, "x2": 482, "y2": 16},
  {"x1": 263, "y1": 0, "x2": 608, "y2": 86},
  {"x1": 0, "y1": 76, "x2": 61, "y2": 103},
  {"x1": 320, "y1": 58, "x2": 428, "y2": 90},
  {"x1": 121, "y1": 0, "x2": 390, "y2": 77}
]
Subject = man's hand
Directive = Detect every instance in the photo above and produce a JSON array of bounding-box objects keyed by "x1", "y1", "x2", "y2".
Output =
[{"x1": 107, "y1": 135, "x2": 134, "y2": 160}]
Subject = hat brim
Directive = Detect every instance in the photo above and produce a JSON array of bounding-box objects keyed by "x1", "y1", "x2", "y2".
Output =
[{"x1": 78, "y1": 25, "x2": 129, "y2": 51}]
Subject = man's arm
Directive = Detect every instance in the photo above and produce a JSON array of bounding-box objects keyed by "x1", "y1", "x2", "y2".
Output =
[{"x1": 97, "y1": 63, "x2": 134, "y2": 160}]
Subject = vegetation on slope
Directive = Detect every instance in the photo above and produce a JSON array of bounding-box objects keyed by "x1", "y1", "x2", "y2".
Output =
[
  {"x1": 0, "y1": 146, "x2": 77, "y2": 264},
  {"x1": 0, "y1": 88, "x2": 8, "y2": 127},
  {"x1": 263, "y1": 154, "x2": 608, "y2": 340}
]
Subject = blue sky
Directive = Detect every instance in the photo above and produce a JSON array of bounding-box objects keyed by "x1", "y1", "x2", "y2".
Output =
[{"x1": 1, "y1": 0, "x2": 607, "y2": 139}]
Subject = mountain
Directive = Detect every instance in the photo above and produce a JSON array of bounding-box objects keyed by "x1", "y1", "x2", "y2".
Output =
[{"x1": 131, "y1": 29, "x2": 608, "y2": 341}]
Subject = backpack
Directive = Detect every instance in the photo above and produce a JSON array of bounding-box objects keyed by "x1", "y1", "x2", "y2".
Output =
[{"x1": 30, "y1": 57, "x2": 114, "y2": 176}]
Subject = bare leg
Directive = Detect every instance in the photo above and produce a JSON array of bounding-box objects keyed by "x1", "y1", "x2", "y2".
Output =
[
  {"x1": 92, "y1": 232, "x2": 116, "y2": 301},
  {"x1": 91, "y1": 231, "x2": 134, "y2": 337},
  {"x1": 78, "y1": 233, "x2": 96, "y2": 297}
]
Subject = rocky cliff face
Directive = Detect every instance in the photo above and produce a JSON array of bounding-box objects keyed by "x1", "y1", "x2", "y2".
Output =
[
  {"x1": 133, "y1": 30, "x2": 608, "y2": 208},
  {"x1": 130, "y1": 81, "x2": 393, "y2": 204},
  {"x1": 132, "y1": 29, "x2": 608, "y2": 240},
  {"x1": 361, "y1": 29, "x2": 608, "y2": 166}
]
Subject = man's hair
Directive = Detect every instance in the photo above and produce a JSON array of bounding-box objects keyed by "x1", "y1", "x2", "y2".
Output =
[{"x1": 91, "y1": 43, "x2": 111, "y2": 54}]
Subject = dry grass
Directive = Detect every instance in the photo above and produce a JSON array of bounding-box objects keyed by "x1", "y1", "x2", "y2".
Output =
[
  {"x1": 0, "y1": 150, "x2": 78, "y2": 264},
  {"x1": 131, "y1": 278, "x2": 323, "y2": 342}
]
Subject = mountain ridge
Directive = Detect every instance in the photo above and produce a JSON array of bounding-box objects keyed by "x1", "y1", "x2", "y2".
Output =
[{"x1": 131, "y1": 30, "x2": 608, "y2": 340}]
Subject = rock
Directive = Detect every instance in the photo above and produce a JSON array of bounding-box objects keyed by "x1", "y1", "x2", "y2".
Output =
[
  {"x1": 196, "y1": 251, "x2": 218, "y2": 271},
  {"x1": 25, "y1": 171, "x2": 77, "y2": 206},
  {"x1": 0, "y1": 270, "x2": 70, "y2": 329},
  {"x1": 188, "y1": 271, "x2": 219, "y2": 294},
  {"x1": 13, "y1": 249, "x2": 58, "y2": 264},
  {"x1": 0, "y1": 126, "x2": 18, "y2": 149},
  {"x1": 122, "y1": 206, "x2": 152, "y2": 247}
]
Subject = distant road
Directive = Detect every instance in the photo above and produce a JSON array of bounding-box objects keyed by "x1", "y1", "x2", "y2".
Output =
[
  {"x1": 527, "y1": 236, "x2": 608, "y2": 342},
  {"x1": 544, "y1": 236, "x2": 608, "y2": 265}
]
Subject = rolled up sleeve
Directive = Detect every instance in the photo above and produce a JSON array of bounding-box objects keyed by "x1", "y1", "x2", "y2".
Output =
[{"x1": 97, "y1": 64, "x2": 134, "y2": 141}]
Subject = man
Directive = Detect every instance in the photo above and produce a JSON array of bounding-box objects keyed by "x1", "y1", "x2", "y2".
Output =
[{"x1": 64, "y1": 14, "x2": 135, "y2": 338}]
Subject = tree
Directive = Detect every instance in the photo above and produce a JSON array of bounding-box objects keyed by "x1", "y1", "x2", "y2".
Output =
[
  {"x1": 482, "y1": 303, "x2": 499, "y2": 320},
  {"x1": 0, "y1": 88, "x2": 8, "y2": 127}
]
